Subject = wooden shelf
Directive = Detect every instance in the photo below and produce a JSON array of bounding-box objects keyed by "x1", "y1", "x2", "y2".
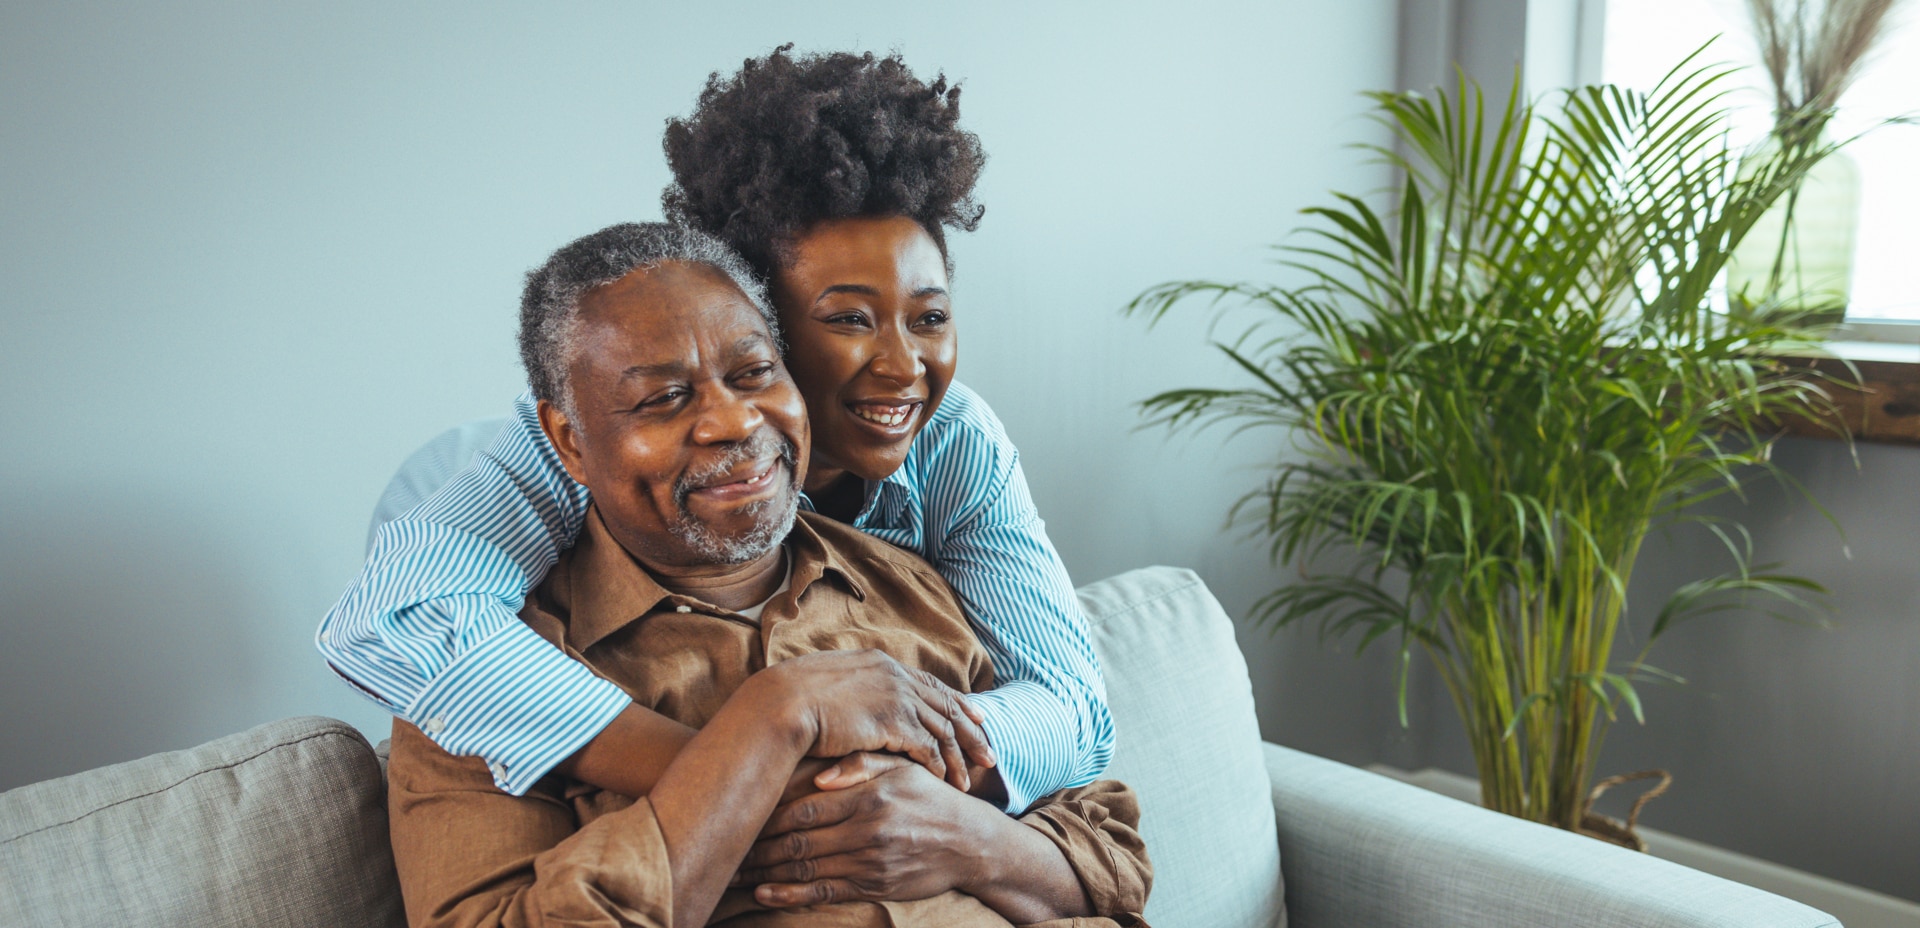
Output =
[{"x1": 1776, "y1": 342, "x2": 1920, "y2": 446}]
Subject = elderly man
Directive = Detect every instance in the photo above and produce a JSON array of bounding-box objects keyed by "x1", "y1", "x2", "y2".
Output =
[{"x1": 385, "y1": 223, "x2": 1149, "y2": 928}]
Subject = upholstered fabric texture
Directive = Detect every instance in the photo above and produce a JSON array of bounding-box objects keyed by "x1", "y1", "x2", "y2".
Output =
[
  {"x1": 1263, "y1": 742, "x2": 1841, "y2": 928},
  {"x1": 1079, "y1": 565, "x2": 1286, "y2": 928},
  {"x1": 0, "y1": 715, "x2": 406, "y2": 928}
]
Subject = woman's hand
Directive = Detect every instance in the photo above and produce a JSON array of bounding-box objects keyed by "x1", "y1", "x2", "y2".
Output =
[
  {"x1": 776, "y1": 752, "x2": 914, "y2": 807},
  {"x1": 765, "y1": 649, "x2": 994, "y2": 791},
  {"x1": 734, "y1": 763, "x2": 993, "y2": 906}
]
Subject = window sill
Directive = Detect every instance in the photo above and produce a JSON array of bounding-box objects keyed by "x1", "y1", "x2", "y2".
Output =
[{"x1": 1774, "y1": 340, "x2": 1920, "y2": 447}]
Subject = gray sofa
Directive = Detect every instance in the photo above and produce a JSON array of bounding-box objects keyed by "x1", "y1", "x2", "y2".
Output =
[{"x1": 0, "y1": 566, "x2": 1840, "y2": 927}]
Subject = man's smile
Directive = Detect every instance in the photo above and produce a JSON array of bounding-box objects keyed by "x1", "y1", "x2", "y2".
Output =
[{"x1": 686, "y1": 457, "x2": 785, "y2": 502}]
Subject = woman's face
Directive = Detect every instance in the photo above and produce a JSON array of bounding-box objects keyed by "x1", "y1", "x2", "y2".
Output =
[{"x1": 771, "y1": 215, "x2": 957, "y2": 493}]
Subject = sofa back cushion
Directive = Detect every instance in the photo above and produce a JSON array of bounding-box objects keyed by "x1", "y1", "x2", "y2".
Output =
[
  {"x1": 1080, "y1": 566, "x2": 1285, "y2": 928},
  {"x1": 0, "y1": 716, "x2": 404, "y2": 928}
]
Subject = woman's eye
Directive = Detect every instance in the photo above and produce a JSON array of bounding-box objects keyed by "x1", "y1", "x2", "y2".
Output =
[
  {"x1": 825, "y1": 311, "x2": 870, "y2": 327},
  {"x1": 917, "y1": 310, "x2": 951, "y2": 327}
]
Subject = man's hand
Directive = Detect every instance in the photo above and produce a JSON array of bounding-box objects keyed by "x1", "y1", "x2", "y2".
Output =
[
  {"x1": 736, "y1": 761, "x2": 1096, "y2": 924},
  {"x1": 766, "y1": 650, "x2": 994, "y2": 791},
  {"x1": 734, "y1": 764, "x2": 994, "y2": 906}
]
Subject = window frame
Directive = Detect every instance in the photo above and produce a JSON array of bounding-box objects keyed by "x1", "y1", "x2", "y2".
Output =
[
  {"x1": 1556, "y1": 0, "x2": 1920, "y2": 347},
  {"x1": 1533, "y1": 0, "x2": 1920, "y2": 443}
]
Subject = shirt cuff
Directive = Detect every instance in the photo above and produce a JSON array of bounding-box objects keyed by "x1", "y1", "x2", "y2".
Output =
[
  {"x1": 544, "y1": 797, "x2": 677, "y2": 928},
  {"x1": 968, "y1": 682, "x2": 1079, "y2": 815},
  {"x1": 404, "y1": 619, "x2": 631, "y2": 795},
  {"x1": 1014, "y1": 779, "x2": 1151, "y2": 925}
]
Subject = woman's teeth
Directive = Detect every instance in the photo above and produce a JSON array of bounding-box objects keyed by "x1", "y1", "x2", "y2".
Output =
[{"x1": 853, "y1": 404, "x2": 914, "y2": 427}]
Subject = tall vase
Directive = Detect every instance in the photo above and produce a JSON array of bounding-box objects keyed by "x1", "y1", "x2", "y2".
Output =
[{"x1": 1726, "y1": 144, "x2": 1861, "y2": 324}]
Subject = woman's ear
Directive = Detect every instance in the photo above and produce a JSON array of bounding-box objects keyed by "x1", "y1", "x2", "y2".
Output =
[{"x1": 536, "y1": 398, "x2": 591, "y2": 487}]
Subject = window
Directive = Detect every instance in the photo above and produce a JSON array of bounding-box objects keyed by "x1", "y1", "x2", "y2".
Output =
[{"x1": 1602, "y1": 0, "x2": 1920, "y2": 331}]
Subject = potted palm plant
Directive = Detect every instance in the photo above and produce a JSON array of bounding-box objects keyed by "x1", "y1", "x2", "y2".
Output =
[{"x1": 1127, "y1": 56, "x2": 1845, "y2": 840}]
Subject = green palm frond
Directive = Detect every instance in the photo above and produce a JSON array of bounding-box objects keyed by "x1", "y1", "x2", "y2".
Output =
[{"x1": 1128, "y1": 54, "x2": 1843, "y2": 829}]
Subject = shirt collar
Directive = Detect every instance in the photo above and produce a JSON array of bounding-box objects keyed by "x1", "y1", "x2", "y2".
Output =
[
  {"x1": 563, "y1": 506, "x2": 867, "y2": 653},
  {"x1": 799, "y1": 470, "x2": 911, "y2": 529}
]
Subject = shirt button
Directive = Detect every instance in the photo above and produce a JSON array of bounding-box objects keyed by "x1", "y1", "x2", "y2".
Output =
[
  {"x1": 674, "y1": 605, "x2": 692, "y2": 613},
  {"x1": 422, "y1": 716, "x2": 446, "y2": 736},
  {"x1": 489, "y1": 762, "x2": 508, "y2": 782}
]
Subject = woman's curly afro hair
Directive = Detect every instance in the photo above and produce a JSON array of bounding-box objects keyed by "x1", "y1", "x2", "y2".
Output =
[{"x1": 662, "y1": 45, "x2": 986, "y2": 278}]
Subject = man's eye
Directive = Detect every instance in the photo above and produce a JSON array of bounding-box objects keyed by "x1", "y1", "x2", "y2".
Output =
[
  {"x1": 638, "y1": 389, "x2": 686, "y2": 410},
  {"x1": 737, "y1": 363, "x2": 775, "y2": 383}
]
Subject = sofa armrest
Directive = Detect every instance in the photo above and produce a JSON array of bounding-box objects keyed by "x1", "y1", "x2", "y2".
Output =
[{"x1": 1263, "y1": 742, "x2": 1839, "y2": 928}]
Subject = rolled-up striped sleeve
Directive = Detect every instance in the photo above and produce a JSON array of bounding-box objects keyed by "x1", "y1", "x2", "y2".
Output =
[
  {"x1": 896, "y1": 384, "x2": 1115, "y2": 813},
  {"x1": 316, "y1": 393, "x2": 626, "y2": 794}
]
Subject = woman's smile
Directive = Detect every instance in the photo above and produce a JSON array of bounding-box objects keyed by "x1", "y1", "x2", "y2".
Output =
[{"x1": 848, "y1": 398, "x2": 925, "y2": 433}]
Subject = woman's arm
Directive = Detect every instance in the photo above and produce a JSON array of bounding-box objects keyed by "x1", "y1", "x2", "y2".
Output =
[
  {"x1": 905, "y1": 384, "x2": 1117, "y2": 812},
  {"x1": 557, "y1": 664, "x2": 990, "y2": 799},
  {"x1": 319, "y1": 393, "x2": 632, "y2": 794}
]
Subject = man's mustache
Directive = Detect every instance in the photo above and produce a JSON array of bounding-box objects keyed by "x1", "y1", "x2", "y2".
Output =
[{"x1": 672, "y1": 430, "x2": 800, "y2": 510}]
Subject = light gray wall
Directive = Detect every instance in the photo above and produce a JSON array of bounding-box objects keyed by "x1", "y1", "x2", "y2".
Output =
[
  {"x1": 0, "y1": 1, "x2": 1402, "y2": 788},
  {"x1": 1606, "y1": 439, "x2": 1920, "y2": 901}
]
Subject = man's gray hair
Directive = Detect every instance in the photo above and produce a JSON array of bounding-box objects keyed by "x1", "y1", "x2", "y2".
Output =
[{"x1": 518, "y1": 222, "x2": 775, "y2": 418}]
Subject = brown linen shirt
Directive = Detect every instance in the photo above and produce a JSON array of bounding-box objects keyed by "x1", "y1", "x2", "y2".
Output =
[{"x1": 387, "y1": 507, "x2": 1150, "y2": 928}]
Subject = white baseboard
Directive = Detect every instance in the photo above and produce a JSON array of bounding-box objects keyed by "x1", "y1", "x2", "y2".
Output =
[{"x1": 1366, "y1": 765, "x2": 1920, "y2": 928}]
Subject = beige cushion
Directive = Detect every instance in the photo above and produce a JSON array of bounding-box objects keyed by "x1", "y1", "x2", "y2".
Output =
[
  {"x1": 0, "y1": 715, "x2": 404, "y2": 928},
  {"x1": 1081, "y1": 566, "x2": 1285, "y2": 928}
]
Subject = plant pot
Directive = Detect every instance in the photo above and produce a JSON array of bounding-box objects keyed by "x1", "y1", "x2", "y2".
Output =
[
  {"x1": 1575, "y1": 769, "x2": 1672, "y2": 853},
  {"x1": 1580, "y1": 811, "x2": 1649, "y2": 851}
]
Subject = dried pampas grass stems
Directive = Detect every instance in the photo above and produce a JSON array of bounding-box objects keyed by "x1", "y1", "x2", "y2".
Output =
[{"x1": 1747, "y1": 0, "x2": 1906, "y2": 127}]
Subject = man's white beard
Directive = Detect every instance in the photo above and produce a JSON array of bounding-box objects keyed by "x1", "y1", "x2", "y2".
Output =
[
  {"x1": 669, "y1": 430, "x2": 801, "y2": 564},
  {"x1": 670, "y1": 483, "x2": 798, "y2": 564}
]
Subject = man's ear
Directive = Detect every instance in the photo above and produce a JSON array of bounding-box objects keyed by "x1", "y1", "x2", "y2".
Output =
[{"x1": 536, "y1": 398, "x2": 591, "y2": 486}]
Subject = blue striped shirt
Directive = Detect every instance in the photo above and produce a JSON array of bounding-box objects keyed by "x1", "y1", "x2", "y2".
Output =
[{"x1": 316, "y1": 381, "x2": 1113, "y2": 812}]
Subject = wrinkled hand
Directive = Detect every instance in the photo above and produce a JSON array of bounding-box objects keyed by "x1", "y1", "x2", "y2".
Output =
[
  {"x1": 734, "y1": 763, "x2": 995, "y2": 907},
  {"x1": 768, "y1": 649, "x2": 994, "y2": 791}
]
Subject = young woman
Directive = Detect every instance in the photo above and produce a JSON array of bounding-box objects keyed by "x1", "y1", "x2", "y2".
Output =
[{"x1": 316, "y1": 47, "x2": 1112, "y2": 816}]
